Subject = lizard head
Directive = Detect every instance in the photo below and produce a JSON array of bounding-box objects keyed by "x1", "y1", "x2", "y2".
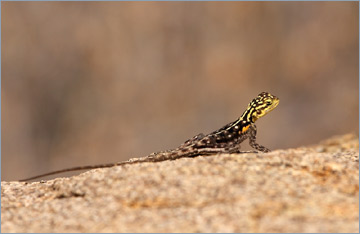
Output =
[{"x1": 242, "y1": 92, "x2": 279, "y2": 123}]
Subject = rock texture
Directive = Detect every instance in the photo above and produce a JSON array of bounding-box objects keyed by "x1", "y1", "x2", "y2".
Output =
[{"x1": 1, "y1": 134, "x2": 359, "y2": 233}]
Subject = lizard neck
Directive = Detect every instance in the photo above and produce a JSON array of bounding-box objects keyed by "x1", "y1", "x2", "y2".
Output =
[{"x1": 240, "y1": 107, "x2": 256, "y2": 124}]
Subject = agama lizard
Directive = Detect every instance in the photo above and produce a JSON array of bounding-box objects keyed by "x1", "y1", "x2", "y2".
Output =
[{"x1": 20, "y1": 92, "x2": 279, "y2": 182}]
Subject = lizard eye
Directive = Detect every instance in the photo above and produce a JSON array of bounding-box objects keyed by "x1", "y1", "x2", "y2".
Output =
[{"x1": 265, "y1": 101, "x2": 272, "y2": 106}]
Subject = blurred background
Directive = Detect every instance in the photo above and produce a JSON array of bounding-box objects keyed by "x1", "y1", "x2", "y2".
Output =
[{"x1": 2, "y1": 1, "x2": 358, "y2": 181}]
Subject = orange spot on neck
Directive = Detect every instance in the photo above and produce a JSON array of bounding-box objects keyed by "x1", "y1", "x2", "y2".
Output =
[{"x1": 241, "y1": 125, "x2": 250, "y2": 133}]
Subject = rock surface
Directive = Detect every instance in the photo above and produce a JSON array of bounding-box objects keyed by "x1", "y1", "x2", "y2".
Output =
[{"x1": 1, "y1": 134, "x2": 359, "y2": 233}]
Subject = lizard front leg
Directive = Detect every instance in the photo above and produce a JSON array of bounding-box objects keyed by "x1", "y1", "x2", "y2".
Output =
[
  {"x1": 223, "y1": 143, "x2": 258, "y2": 154},
  {"x1": 248, "y1": 124, "x2": 270, "y2": 152},
  {"x1": 220, "y1": 134, "x2": 258, "y2": 154}
]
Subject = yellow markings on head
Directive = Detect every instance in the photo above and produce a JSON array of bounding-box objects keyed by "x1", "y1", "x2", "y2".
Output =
[{"x1": 240, "y1": 92, "x2": 279, "y2": 123}]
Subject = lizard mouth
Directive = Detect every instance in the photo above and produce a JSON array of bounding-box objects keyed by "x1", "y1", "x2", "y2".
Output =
[{"x1": 266, "y1": 98, "x2": 279, "y2": 114}]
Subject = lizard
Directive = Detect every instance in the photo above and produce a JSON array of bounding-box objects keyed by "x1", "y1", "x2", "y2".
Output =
[{"x1": 20, "y1": 92, "x2": 279, "y2": 182}]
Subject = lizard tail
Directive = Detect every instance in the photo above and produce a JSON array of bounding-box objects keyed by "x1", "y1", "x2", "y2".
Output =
[
  {"x1": 19, "y1": 150, "x2": 193, "y2": 182},
  {"x1": 18, "y1": 162, "x2": 120, "y2": 182},
  {"x1": 19, "y1": 153, "x2": 171, "y2": 182}
]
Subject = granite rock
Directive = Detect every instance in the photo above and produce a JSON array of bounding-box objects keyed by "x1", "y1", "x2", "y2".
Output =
[{"x1": 1, "y1": 134, "x2": 359, "y2": 232}]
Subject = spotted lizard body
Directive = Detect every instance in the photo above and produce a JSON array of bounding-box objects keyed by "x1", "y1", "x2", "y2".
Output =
[{"x1": 20, "y1": 92, "x2": 279, "y2": 181}]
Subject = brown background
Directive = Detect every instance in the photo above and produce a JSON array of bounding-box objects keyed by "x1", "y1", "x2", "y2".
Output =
[{"x1": 2, "y1": 1, "x2": 358, "y2": 181}]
